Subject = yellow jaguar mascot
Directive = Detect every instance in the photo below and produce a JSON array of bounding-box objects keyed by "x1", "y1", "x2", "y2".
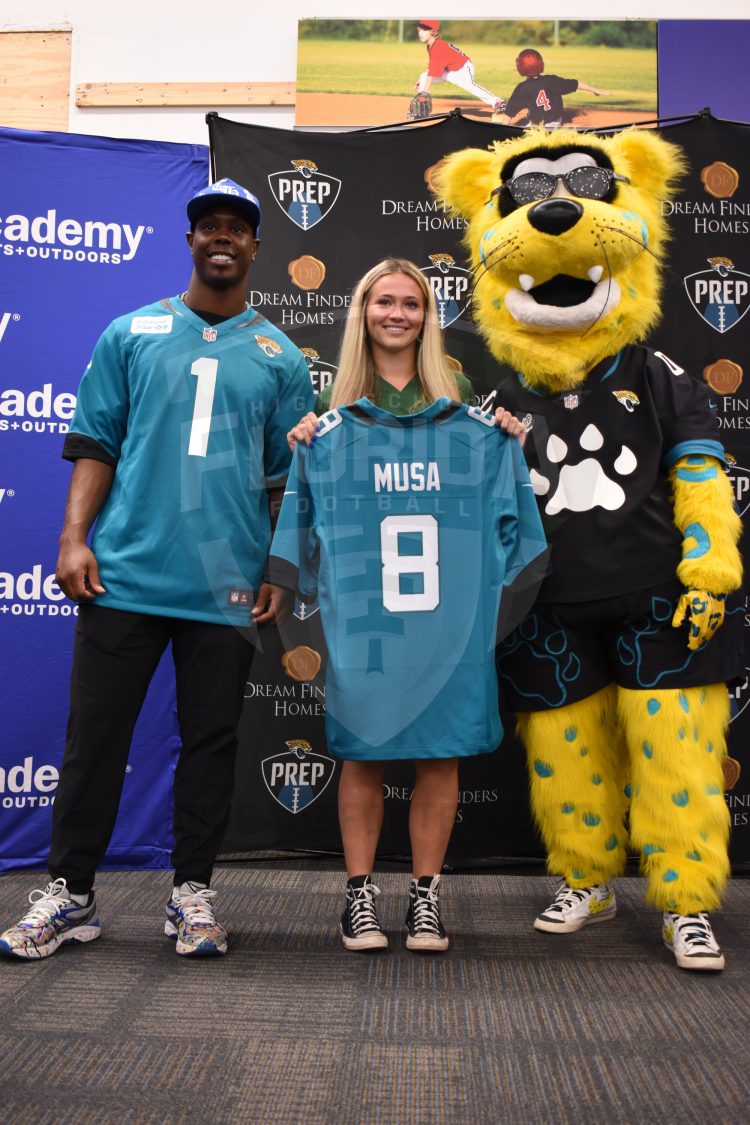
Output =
[{"x1": 439, "y1": 127, "x2": 743, "y2": 970}]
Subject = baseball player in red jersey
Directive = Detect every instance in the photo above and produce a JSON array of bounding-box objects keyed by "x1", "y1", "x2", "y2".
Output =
[{"x1": 415, "y1": 20, "x2": 505, "y2": 115}]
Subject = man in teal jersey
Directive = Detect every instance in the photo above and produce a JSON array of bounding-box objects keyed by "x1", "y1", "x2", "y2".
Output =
[{"x1": 0, "y1": 180, "x2": 314, "y2": 961}]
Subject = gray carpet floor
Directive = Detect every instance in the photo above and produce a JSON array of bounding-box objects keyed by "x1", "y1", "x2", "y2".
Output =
[{"x1": 1, "y1": 864, "x2": 749, "y2": 1124}]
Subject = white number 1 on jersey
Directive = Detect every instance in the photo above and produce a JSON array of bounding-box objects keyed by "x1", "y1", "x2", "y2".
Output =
[
  {"x1": 188, "y1": 357, "x2": 218, "y2": 457},
  {"x1": 380, "y1": 514, "x2": 440, "y2": 613}
]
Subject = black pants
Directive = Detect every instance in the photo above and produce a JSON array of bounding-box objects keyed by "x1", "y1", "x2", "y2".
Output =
[{"x1": 48, "y1": 605, "x2": 255, "y2": 894}]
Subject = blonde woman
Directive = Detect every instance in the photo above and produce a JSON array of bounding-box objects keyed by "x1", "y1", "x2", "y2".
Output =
[{"x1": 286, "y1": 258, "x2": 527, "y2": 954}]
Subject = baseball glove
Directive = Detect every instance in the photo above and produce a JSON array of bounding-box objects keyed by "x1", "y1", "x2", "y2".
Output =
[{"x1": 408, "y1": 92, "x2": 433, "y2": 119}]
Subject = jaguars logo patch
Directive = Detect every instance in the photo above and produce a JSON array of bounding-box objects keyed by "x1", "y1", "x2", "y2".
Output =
[
  {"x1": 255, "y1": 334, "x2": 282, "y2": 358},
  {"x1": 612, "y1": 390, "x2": 640, "y2": 412}
]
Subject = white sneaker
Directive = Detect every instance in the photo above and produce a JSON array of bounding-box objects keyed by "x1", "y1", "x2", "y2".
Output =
[
  {"x1": 165, "y1": 882, "x2": 228, "y2": 957},
  {"x1": 534, "y1": 882, "x2": 616, "y2": 933},
  {"x1": 662, "y1": 912, "x2": 725, "y2": 971},
  {"x1": 0, "y1": 878, "x2": 101, "y2": 959}
]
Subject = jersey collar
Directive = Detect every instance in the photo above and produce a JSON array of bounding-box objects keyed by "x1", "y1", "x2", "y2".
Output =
[
  {"x1": 167, "y1": 295, "x2": 262, "y2": 337},
  {"x1": 348, "y1": 396, "x2": 456, "y2": 426}
]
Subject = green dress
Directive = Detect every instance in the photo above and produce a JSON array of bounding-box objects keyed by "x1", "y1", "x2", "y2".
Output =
[{"x1": 314, "y1": 370, "x2": 475, "y2": 415}]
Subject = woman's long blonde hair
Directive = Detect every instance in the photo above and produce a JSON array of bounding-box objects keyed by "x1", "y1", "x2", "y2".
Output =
[{"x1": 329, "y1": 258, "x2": 461, "y2": 409}]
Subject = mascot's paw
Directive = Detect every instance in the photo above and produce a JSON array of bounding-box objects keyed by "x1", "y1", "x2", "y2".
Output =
[{"x1": 671, "y1": 589, "x2": 726, "y2": 650}]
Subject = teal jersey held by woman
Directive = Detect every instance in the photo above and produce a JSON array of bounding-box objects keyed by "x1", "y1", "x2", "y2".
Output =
[
  {"x1": 66, "y1": 296, "x2": 314, "y2": 625},
  {"x1": 269, "y1": 397, "x2": 547, "y2": 760}
]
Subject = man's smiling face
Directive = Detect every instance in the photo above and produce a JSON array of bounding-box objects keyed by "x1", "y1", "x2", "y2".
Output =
[{"x1": 186, "y1": 206, "x2": 259, "y2": 290}]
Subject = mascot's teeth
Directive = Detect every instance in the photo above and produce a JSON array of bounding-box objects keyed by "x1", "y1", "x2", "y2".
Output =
[
  {"x1": 519, "y1": 274, "x2": 535, "y2": 292},
  {"x1": 588, "y1": 265, "x2": 604, "y2": 283}
]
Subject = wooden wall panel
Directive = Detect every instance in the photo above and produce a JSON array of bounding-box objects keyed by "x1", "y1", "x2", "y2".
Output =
[
  {"x1": 0, "y1": 31, "x2": 71, "y2": 132},
  {"x1": 75, "y1": 82, "x2": 295, "y2": 108}
]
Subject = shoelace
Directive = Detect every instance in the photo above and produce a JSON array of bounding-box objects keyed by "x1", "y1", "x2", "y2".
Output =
[
  {"x1": 173, "y1": 886, "x2": 218, "y2": 928},
  {"x1": 412, "y1": 885, "x2": 442, "y2": 935},
  {"x1": 18, "y1": 878, "x2": 73, "y2": 927},
  {"x1": 546, "y1": 884, "x2": 592, "y2": 913},
  {"x1": 670, "y1": 912, "x2": 720, "y2": 952},
  {"x1": 348, "y1": 883, "x2": 382, "y2": 935}
]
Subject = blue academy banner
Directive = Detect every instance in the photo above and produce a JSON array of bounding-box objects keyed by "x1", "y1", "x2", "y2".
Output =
[{"x1": 0, "y1": 126, "x2": 209, "y2": 872}]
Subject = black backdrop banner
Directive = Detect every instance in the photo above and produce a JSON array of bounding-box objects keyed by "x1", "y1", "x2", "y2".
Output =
[{"x1": 211, "y1": 112, "x2": 750, "y2": 866}]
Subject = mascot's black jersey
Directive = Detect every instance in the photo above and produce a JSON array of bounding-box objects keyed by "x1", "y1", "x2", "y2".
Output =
[
  {"x1": 499, "y1": 345, "x2": 726, "y2": 603},
  {"x1": 504, "y1": 75, "x2": 578, "y2": 124}
]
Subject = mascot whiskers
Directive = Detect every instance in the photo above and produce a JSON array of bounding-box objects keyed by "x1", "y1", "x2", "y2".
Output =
[{"x1": 439, "y1": 127, "x2": 743, "y2": 970}]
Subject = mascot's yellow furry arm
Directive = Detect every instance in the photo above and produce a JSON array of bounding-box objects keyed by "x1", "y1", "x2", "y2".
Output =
[{"x1": 438, "y1": 127, "x2": 743, "y2": 968}]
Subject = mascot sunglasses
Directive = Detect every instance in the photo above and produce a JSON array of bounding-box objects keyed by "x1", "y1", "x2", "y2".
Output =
[{"x1": 496, "y1": 166, "x2": 630, "y2": 207}]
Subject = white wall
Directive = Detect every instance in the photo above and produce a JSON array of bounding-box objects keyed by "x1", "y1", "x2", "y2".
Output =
[{"x1": 1, "y1": 2, "x2": 747, "y2": 144}]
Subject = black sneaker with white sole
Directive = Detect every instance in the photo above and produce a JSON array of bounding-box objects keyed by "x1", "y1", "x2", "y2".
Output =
[
  {"x1": 405, "y1": 874, "x2": 449, "y2": 952},
  {"x1": 340, "y1": 876, "x2": 388, "y2": 951}
]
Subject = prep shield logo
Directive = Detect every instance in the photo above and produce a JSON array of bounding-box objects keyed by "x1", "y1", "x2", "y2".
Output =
[
  {"x1": 294, "y1": 596, "x2": 320, "y2": 621},
  {"x1": 729, "y1": 670, "x2": 750, "y2": 724},
  {"x1": 301, "y1": 347, "x2": 337, "y2": 399},
  {"x1": 421, "y1": 254, "x2": 471, "y2": 329},
  {"x1": 262, "y1": 739, "x2": 336, "y2": 813},
  {"x1": 684, "y1": 257, "x2": 750, "y2": 334},
  {"x1": 268, "y1": 159, "x2": 341, "y2": 231},
  {"x1": 725, "y1": 453, "x2": 750, "y2": 517}
]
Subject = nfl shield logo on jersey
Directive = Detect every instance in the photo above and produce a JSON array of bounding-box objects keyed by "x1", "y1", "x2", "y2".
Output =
[
  {"x1": 268, "y1": 159, "x2": 341, "y2": 231},
  {"x1": 262, "y1": 739, "x2": 336, "y2": 814},
  {"x1": 421, "y1": 254, "x2": 471, "y2": 328},
  {"x1": 684, "y1": 257, "x2": 750, "y2": 333},
  {"x1": 563, "y1": 394, "x2": 579, "y2": 410}
]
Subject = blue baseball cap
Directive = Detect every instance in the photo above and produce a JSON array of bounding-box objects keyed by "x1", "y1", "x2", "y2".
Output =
[{"x1": 187, "y1": 178, "x2": 261, "y2": 234}]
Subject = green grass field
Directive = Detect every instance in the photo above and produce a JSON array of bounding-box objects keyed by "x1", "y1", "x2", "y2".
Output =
[{"x1": 298, "y1": 41, "x2": 657, "y2": 112}]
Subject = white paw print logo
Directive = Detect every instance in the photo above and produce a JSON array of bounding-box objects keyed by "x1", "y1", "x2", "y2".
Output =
[{"x1": 530, "y1": 424, "x2": 637, "y2": 515}]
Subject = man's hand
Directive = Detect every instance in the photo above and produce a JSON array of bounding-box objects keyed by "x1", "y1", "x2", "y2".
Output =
[
  {"x1": 672, "y1": 589, "x2": 726, "y2": 650},
  {"x1": 252, "y1": 582, "x2": 292, "y2": 627},
  {"x1": 287, "y1": 412, "x2": 320, "y2": 452},
  {"x1": 56, "y1": 541, "x2": 106, "y2": 601},
  {"x1": 55, "y1": 458, "x2": 114, "y2": 600}
]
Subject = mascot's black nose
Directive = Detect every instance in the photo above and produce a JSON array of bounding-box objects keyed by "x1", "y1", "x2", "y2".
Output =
[{"x1": 528, "y1": 199, "x2": 583, "y2": 235}]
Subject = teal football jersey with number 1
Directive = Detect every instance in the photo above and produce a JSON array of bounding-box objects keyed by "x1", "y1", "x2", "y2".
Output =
[
  {"x1": 68, "y1": 296, "x2": 314, "y2": 625},
  {"x1": 269, "y1": 397, "x2": 547, "y2": 760}
]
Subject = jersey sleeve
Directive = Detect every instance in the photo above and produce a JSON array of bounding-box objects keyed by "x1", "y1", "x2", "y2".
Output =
[
  {"x1": 264, "y1": 348, "x2": 315, "y2": 487},
  {"x1": 504, "y1": 80, "x2": 528, "y2": 117},
  {"x1": 454, "y1": 370, "x2": 476, "y2": 406},
  {"x1": 65, "y1": 322, "x2": 130, "y2": 463},
  {"x1": 646, "y1": 351, "x2": 726, "y2": 469},
  {"x1": 557, "y1": 76, "x2": 579, "y2": 95},
  {"x1": 267, "y1": 445, "x2": 319, "y2": 601},
  {"x1": 493, "y1": 436, "x2": 549, "y2": 639},
  {"x1": 494, "y1": 437, "x2": 548, "y2": 585}
]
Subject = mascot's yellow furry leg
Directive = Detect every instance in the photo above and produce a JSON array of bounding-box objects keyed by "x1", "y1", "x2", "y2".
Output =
[
  {"x1": 618, "y1": 684, "x2": 730, "y2": 913},
  {"x1": 518, "y1": 684, "x2": 629, "y2": 886}
]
